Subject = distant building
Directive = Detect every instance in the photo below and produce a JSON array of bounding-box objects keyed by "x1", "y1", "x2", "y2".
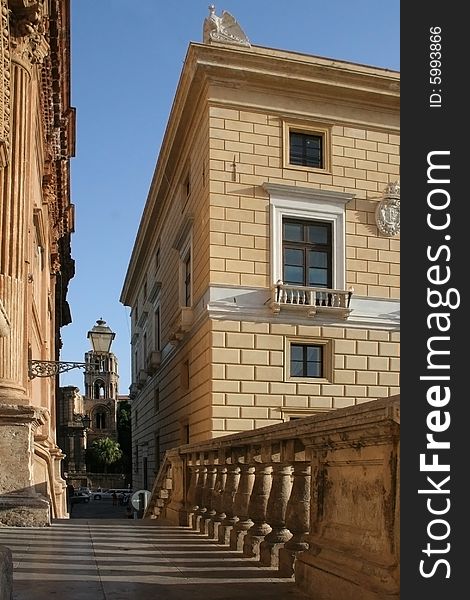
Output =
[
  {"x1": 0, "y1": 0, "x2": 75, "y2": 525},
  {"x1": 121, "y1": 15, "x2": 400, "y2": 493},
  {"x1": 57, "y1": 320, "x2": 127, "y2": 485}
]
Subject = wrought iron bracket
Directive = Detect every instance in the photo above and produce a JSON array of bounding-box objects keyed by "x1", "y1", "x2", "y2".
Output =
[{"x1": 28, "y1": 360, "x2": 97, "y2": 379}]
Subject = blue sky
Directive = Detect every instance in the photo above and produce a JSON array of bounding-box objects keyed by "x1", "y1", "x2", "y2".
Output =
[{"x1": 60, "y1": 0, "x2": 399, "y2": 394}]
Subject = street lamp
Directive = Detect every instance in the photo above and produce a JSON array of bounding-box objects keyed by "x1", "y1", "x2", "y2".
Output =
[
  {"x1": 87, "y1": 318, "x2": 115, "y2": 353},
  {"x1": 28, "y1": 318, "x2": 115, "y2": 379},
  {"x1": 81, "y1": 414, "x2": 92, "y2": 430}
]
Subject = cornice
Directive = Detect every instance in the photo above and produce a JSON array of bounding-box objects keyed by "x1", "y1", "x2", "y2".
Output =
[{"x1": 263, "y1": 182, "x2": 354, "y2": 206}]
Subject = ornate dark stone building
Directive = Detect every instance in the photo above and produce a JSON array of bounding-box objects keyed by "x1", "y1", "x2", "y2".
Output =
[{"x1": 0, "y1": 0, "x2": 75, "y2": 526}]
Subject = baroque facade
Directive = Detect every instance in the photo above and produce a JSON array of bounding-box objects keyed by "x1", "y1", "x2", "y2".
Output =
[
  {"x1": 0, "y1": 0, "x2": 75, "y2": 525},
  {"x1": 121, "y1": 18, "x2": 400, "y2": 493}
]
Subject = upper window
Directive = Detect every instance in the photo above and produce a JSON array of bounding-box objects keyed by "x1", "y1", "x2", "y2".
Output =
[
  {"x1": 289, "y1": 132, "x2": 323, "y2": 168},
  {"x1": 283, "y1": 218, "x2": 332, "y2": 288},
  {"x1": 283, "y1": 121, "x2": 330, "y2": 172}
]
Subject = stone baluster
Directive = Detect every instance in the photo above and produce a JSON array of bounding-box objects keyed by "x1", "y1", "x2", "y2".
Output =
[
  {"x1": 185, "y1": 453, "x2": 199, "y2": 528},
  {"x1": 200, "y1": 453, "x2": 217, "y2": 535},
  {"x1": 229, "y1": 452, "x2": 255, "y2": 551},
  {"x1": 259, "y1": 453, "x2": 294, "y2": 568},
  {"x1": 207, "y1": 456, "x2": 227, "y2": 540},
  {"x1": 218, "y1": 452, "x2": 241, "y2": 545},
  {"x1": 192, "y1": 453, "x2": 207, "y2": 530},
  {"x1": 243, "y1": 457, "x2": 273, "y2": 559},
  {"x1": 278, "y1": 460, "x2": 311, "y2": 577}
]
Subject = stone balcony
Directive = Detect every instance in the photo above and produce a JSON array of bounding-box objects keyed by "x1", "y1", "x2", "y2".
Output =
[
  {"x1": 145, "y1": 395, "x2": 400, "y2": 600},
  {"x1": 270, "y1": 283, "x2": 353, "y2": 319}
]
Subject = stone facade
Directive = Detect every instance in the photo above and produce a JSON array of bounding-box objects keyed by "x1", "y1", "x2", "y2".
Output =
[
  {"x1": 121, "y1": 39, "x2": 399, "y2": 493},
  {"x1": 0, "y1": 0, "x2": 75, "y2": 526}
]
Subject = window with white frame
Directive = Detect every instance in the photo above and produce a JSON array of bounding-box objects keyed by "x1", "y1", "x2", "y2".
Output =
[
  {"x1": 283, "y1": 218, "x2": 332, "y2": 288},
  {"x1": 265, "y1": 183, "x2": 353, "y2": 290}
]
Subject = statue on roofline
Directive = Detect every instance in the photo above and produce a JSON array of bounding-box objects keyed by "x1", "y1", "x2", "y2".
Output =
[{"x1": 203, "y1": 4, "x2": 251, "y2": 47}]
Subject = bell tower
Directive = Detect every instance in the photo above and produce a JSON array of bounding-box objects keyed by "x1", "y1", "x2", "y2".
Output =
[{"x1": 83, "y1": 319, "x2": 119, "y2": 443}]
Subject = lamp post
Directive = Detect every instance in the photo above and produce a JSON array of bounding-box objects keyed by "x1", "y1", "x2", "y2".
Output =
[
  {"x1": 81, "y1": 414, "x2": 92, "y2": 431},
  {"x1": 28, "y1": 318, "x2": 115, "y2": 378}
]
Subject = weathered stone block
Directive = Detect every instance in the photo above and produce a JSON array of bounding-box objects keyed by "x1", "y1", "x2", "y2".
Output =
[{"x1": 0, "y1": 546, "x2": 12, "y2": 600}]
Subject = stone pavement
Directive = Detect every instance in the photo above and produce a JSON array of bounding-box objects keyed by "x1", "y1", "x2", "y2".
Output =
[{"x1": 0, "y1": 518, "x2": 309, "y2": 600}]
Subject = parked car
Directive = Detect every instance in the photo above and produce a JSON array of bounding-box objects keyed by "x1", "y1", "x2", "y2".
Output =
[
  {"x1": 93, "y1": 488, "x2": 132, "y2": 501},
  {"x1": 78, "y1": 487, "x2": 92, "y2": 499},
  {"x1": 71, "y1": 489, "x2": 90, "y2": 503}
]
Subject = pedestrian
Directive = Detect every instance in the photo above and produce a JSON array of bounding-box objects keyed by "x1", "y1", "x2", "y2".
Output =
[
  {"x1": 66, "y1": 482, "x2": 75, "y2": 514},
  {"x1": 112, "y1": 491, "x2": 117, "y2": 506}
]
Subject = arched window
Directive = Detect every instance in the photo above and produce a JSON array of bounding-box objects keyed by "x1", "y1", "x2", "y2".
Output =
[
  {"x1": 94, "y1": 379, "x2": 105, "y2": 400},
  {"x1": 95, "y1": 412, "x2": 106, "y2": 429}
]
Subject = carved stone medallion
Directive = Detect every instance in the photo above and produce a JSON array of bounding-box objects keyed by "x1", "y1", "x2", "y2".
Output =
[{"x1": 375, "y1": 181, "x2": 400, "y2": 237}]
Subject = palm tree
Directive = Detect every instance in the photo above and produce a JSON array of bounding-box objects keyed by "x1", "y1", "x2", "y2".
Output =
[{"x1": 89, "y1": 437, "x2": 123, "y2": 474}]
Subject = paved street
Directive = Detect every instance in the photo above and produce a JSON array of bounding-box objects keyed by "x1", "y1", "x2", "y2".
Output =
[
  {"x1": 69, "y1": 496, "x2": 131, "y2": 520},
  {"x1": 0, "y1": 506, "x2": 308, "y2": 600}
]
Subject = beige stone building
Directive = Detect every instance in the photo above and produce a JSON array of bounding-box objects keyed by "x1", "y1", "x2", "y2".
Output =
[
  {"x1": 121, "y1": 26, "x2": 399, "y2": 492},
  {"x1": 0, "y1": 0, "x2": 75, "y2": 525}
]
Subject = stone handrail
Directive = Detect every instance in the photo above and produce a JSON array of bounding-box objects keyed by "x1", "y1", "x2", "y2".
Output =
[{"x1": 144, "y1": 395, "x2": 400, "y2": 599}]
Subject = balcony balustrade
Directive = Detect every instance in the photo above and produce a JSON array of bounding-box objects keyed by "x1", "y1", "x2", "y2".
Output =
[
  {"x1": 144, "y1": 395, "x2": 400, "y2": 600},
  {"x1": 271, "y1": 282, "x2": 353, "y2": 319}
]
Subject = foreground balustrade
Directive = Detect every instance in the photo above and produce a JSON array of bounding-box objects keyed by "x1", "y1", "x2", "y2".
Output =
[
  {"x1": 218, "y1": 453, "x2": 241, "y2": 545},
  {"x1": 207, "y1": 453, "x2": 227, "y2": 540},
  {"x1": 145, "y1": 396, "x2": 400, "y2": 600},
  {"x1": 229, "y1": 453, "x2": 255, "y2": 551}
]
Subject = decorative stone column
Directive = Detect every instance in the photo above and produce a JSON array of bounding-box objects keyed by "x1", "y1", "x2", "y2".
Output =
[
  {"x1": 278, "y1": 461, "x2": 311, "y2": 577},
  {"x1": 259, "y1": 462, "x2": 293, "y2": 567},
  {"x1": 0, "y1": 8, "x2": 39, "y2": 403},
  {"x1": 229, "y1": 459, "x2": 255, "y2": 551},
  {"x1": 218, "y1": 454, "x2": 240, "y2": 545},
  {"x1": 207, "y1": 460, "x2": 227, "y2": 540},
  {"x1": 243, "y1": 462, "x2": 273, "y2": 559}
]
